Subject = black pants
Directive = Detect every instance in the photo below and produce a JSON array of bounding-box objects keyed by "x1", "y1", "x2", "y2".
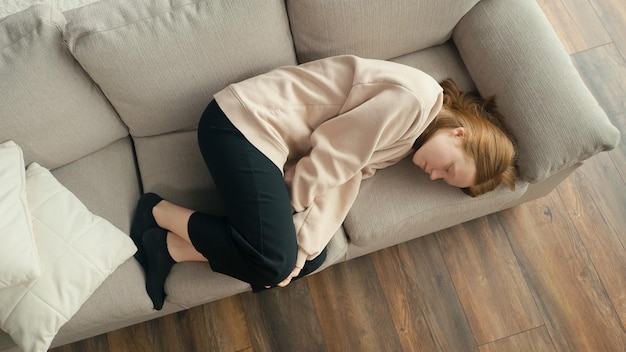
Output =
[{"x1": 190, "y1": 100, "x2": 326, "y2": 289}]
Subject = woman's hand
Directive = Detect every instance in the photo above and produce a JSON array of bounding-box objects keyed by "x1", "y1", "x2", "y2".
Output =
[{"x1": 265, "y1": 265, "x2": 302, "y2": 289}]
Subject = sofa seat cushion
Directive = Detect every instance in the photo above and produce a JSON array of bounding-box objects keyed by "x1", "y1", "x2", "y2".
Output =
[
  {"x1": 166, "y1": 226, "x2": 348, "y2": 306},
  {"x1": 0, "y1": 161, "x2": 136, "y2": 352},
  {"x1": 0, "y1": 4, "x2": 127, "y2": 170},
  {"x1": 50, "y1": 137, "x2": 141, "y2": 234},
  {"x1": 64, "y1": 0, "x2": 298, "y2": 137},
  {"x1": 134, "y1": 130, "x2": 349, "y2": 302},
  {"x1": 287, "y1": 0, "x2": 480, "y2": 63},
  {"x1": 0, "y1": 138, "x2": 142, "y2": 350},
  {"x1": 44, "y1": 138, "x2": 173, "y2": 347},
  {"x1": 344, "y1": 157, "x2": 527, "y2": 255}
]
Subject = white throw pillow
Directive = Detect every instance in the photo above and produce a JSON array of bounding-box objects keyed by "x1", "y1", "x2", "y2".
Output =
[
  {"x1": 0, "y1": 162, "x2": 137, "y2": 352},
  {"x1": 0, "y1": 140, "x2": 40, "y2": 288}
]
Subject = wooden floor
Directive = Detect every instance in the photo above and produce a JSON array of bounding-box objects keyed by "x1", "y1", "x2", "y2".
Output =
[{"x1": 51, "y1": 1, "x2": 626, "y2": 351}]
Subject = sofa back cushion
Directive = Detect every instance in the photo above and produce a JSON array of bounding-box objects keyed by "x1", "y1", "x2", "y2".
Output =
[
  {"x1": 287, "y1": 0, "x2": 481, "y2": 63},
  {"x1": 0, "y1": 4, "x2": 128, "y2": 169},
  {"x1": 64, "y1": 0, "x2": 297, "y2": 137}
]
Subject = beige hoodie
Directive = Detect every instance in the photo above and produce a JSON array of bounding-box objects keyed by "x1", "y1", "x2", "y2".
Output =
[{"x1": 214, "y1": 55, "x2": 443, "y2": 269}]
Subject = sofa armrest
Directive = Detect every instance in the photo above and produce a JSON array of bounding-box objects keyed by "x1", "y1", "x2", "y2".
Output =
[{"x1": 453, "y1": 0, "x2": 620, "y2": 183}]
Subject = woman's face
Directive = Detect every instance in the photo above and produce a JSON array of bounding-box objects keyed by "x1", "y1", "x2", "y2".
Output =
[{"x1": 412, "y1": 127, "x2": 477, "y2": 188}]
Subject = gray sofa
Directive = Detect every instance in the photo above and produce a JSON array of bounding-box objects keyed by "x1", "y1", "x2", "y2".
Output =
[{"x1": 0, "y1": 0, "x2": 619, "y2": 350}]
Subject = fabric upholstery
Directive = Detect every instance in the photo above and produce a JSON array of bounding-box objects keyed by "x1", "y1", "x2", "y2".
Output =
[
  {"x1": 0, "y1": 336, "x2": 18, "y2": 352},
  {"x1": 0, "y1": 138, "x2": 144, "y2": 349},
  {"x1": 134, "y1": 129, "x2": 349, "y2": 305},
  {"x1": 286, "y1": 0, "x2": 480, "y2": 63},
  {"x1": 50, "y1": 137, "x2": 140, "y2": 234},
  {"x1": 0, "y1": 163, "x2": 136, "y2": 352},
  {"x1": 345, "y1": 157, "x2": 527, "y2": 257},
  {"x1": 166, "y1": 226, "x2": 347, "y2": 306},
  {"x1": 51, "y1": 259, "x2": 160, "y2": 347},
  {"x1": 133, "y1": 131, "x2": 222, "y2": 215},
  {"x1": 64, "y1": 0, "x2": 298, "y2": 137},
  {"x1": 0, "y1": 141, "x2": 39, "y2": 289},
  {"x1": 0, "y1": 4, "x2": 127, "y2": 170},
  {"x1": 0, "y1": 0, "x2": 620, "y2": 350},
  {"x1": 342, "y1": 42, "x2": 527, "y2": 255},
  {"x1": 453, "y1": 0, "x2": 620, "y2": 183},
  {"x1": 389, "y1": 42, "x2": 475, "y2": 90},
  {"x1": 44, "y1": 138, "x2": 152, "y2": 346}
]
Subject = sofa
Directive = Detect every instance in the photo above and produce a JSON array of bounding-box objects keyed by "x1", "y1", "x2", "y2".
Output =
[{"x1": 0, "y1": 0, "x2": 619, "y2": 350}]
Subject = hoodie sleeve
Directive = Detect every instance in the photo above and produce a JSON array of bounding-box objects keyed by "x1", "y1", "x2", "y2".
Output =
[{"x1": 285, "y1": 83, "x2": 429, "y2": 268}]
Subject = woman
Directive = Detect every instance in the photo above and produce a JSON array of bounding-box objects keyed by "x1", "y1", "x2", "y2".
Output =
[{"x1": 131, "y1": 55, "x2": 516, "y2": 310}]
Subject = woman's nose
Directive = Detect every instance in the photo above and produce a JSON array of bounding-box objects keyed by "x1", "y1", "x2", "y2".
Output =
[{"x1": 430, "y1": 170, "x2": 441, "y2": 180}]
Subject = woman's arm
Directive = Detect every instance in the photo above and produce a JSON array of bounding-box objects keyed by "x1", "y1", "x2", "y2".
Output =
[{"x1": 286, "y1": 84, "x2": 432, "y2": 269}]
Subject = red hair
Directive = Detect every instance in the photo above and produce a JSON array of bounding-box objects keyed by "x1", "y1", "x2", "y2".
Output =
[{"x1": 414, "y1": 79, "x2": 516, "y2": 197}]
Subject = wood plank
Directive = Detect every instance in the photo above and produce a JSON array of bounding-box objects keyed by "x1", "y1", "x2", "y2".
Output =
[
  {"x1": 236, "y1": 348, "x2": 254, "y2": 352},
  {"x1": 567, "y1": 22, "x2": 626, "y2": 332},
  {"x1": 437, "y1": 215, "x2": 543, "y2": 344},
  {"x1": 537, "y1": 0, "x2": 611, "y2": 54},
  {"x1": 571, "y1": 42, "x2": 626, "y2": 182},
  {"x1": 589, "y1": 0, "x2": 626, "y2": 59},
  {"x1": 560, "y1": 0, "x2": 613, "y2": 49},
  {"x1": 498, "y1": 191, "x2": 626, "y2": 351},
  {"x1": 145, "y1": 312, "x2": 182, "y2": 351},
  {"x1": 557, "y1": 155, "x2": 626, "y2": 330},
  {"x1": 307, "y1": 256, "x2": 403, "y2": 352},
  {"x1": 50, "y1": 334, "x2": 109, "y2": 352},
  {"x1": 537, "y1": 0, "x2": 583, "y2": 54},
  {"x1": 478, "y1": 326, "x2": 555, "y2": 352},
  {"x1": 146, "y1": 307, "x2": 211, "y2": 352},
  {"x1": 371, "y1": 235, "x2": 478, "y2": 352},
  {"x1": 240, "y1": 278, "x2": 326, "y2": 352},
  {"x1": 237, "y1": 291, "x2": 275, "y2": 352},
  {"x1": 107, "y1": 323, "x2": 151, "y2": 352},
  {"x1": 201, "y1": 295, "x2": 252, "y2": 352}
]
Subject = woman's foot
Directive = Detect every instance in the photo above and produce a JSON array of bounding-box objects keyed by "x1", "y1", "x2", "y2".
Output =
[
  {"x1": 143, "y1": 228, "x2": 176, "y2": 310},
  {"x1": 131, "y1": 193, "x2": 163, "y2": 270}
]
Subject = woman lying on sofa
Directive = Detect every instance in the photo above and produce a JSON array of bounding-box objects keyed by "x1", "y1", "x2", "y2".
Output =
[{"x1": 130, "y1": 55, "x2": 516, "y2": 310}]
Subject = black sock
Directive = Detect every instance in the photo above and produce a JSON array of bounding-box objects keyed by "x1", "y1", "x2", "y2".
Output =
[
  {"x1": 143, "y1": 228, "x2": 176, "y2": 310},
  {"x1": 131, "y1": 193, "x2": 163, "y2": 270}
]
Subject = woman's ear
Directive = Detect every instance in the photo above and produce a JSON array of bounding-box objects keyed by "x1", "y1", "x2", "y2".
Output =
[{"x1": 453, "y1": 127, "x2": 466, "y2": 138}]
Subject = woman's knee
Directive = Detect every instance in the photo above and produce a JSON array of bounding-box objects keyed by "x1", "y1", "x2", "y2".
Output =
[{"x1": 258, "y1": 250, "x2": 297, "y2": 285}]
